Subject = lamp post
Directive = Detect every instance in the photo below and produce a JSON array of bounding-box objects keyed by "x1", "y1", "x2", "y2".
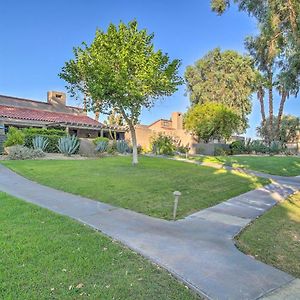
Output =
[{"x1": 173, "y1": 191, "x2": 181, "y2": 220}]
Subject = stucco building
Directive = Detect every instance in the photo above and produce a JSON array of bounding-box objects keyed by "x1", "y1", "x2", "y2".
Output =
[
  {"x1": 126, "y1": 112, "x2": 197, "y2": 151},
  {"x1": 0, "y1": 91, "x2": 125, "y2": 139}
]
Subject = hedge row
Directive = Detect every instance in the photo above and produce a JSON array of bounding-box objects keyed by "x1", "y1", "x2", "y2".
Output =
[{"x1": 22, "y1": 128, "x2": 66, "y2": 137}]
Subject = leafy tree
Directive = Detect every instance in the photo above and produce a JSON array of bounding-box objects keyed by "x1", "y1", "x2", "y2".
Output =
[
  {"x1": 60, "y1": 20, "x2": 182, "y2": 164},
  {"x1": 257, "y1": 115, "x2": 300, "y2": 146},
  {"x1": 211, "y1": 0, "x2": 300, "y2": 141},
  {"x1": 185, "y1": 48, "x2": 256, "y2": 131},
  {"x1": 184, "y1": 102, "x2": 241, "y2": 142}
]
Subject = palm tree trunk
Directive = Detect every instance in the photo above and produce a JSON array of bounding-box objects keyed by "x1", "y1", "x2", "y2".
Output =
[
  {"x1": 257, "y1": 86, "x2": 266, "y2": 125},
  {"x1": 268, "y1": 72, "x2": 274, "y2": 143},
  {"x1": 277, "y1": 90, "x2": 288, "y2": 138}
]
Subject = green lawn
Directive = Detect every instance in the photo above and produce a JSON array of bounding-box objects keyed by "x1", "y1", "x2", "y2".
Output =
[
  {"x1": 194, "y1": 155, "x2": 300, "y2": 176},
  {"x1": 236, "y1": 192, "x2": 300, "y2": 278},
  {"x1": 0, "y1": 192, "x2": 199, "y2": 299},
  {"x1": 2, "y1": 156, "x2": 268, "y2": 220}
]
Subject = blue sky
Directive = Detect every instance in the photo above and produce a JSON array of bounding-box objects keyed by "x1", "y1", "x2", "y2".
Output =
[{"x1": 0, "y1": 0, "x2": 299, "y2": 137}]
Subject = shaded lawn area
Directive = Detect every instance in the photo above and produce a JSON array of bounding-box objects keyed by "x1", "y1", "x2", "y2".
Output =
[
  {"x1": 194, "y1": 155, "x2": 300, "y2": 177},
  {"x1": 0, "y1": 193, "x2": 199, "y2": 300},
  {"x1": 2, "y1": 156, "x2": 268, "y2": 220},
  {"x1": 236, "y1": 192, "x2": 300, "y2": 278}
]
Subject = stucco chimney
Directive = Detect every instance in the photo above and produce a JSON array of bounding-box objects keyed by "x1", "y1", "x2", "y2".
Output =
[
  {"x1": 47, "y1": 91, "x2": 66, "y2": 106},
  {"x1": 171, "y1": 112, "x2": 183, "y2": 130}
]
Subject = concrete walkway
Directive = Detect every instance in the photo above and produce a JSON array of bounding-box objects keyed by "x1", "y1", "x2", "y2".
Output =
[{"x1": 0, "y1": 164, "x2": 300, "y2": 300}]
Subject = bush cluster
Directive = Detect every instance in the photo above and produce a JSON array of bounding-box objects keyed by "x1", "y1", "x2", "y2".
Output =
[
  {"x1": 24, "y1": 134, "x2": 62, "y2": 153},
  {"x1": 93, "y1": 137, "x2": 110, "y2": 145},
  {"x1": 3, "y1": 127, "x2": 82, "y2": 159},
  {"x1": 7, "y1": 145, "x2": 45, "y2": 160},
  {"x1": 23, "y1": 128, "x2": 67, "y2": 153},
  {"x1": 151, "y1": 134, "x2": 175, "y2": 155},
  {"x1": 230, "y1": 139, "x2": 285, "y2": 155}
]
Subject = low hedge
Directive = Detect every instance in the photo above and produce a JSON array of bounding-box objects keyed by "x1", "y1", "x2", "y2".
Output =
[{"x1": 22, "y1": 128, "x2": 66, "y2": 137}]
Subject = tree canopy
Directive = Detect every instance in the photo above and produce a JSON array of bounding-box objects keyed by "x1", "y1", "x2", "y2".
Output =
[
  {"x1": 185, "y1": 48, "x2": 256, "y2": 131},
  {"x1": 184, "y1": 102, "x2": 241, "y2": 143},
  {"x1": 60, "y1": 20, "x2": 182, "y2": 164},
  {"x1": 211, "y1": 0, "x2": 300, "y2": 142}
]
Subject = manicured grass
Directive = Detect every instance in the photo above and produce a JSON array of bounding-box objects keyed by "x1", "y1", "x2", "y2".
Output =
[
  {"x1": 236, "y1": 192, "x2": 300, "y2": 278},
  {"x1": 0, "y1": 192, "x2": 199, "y2": 299},
  {"x1": 2, "y1": 156, "x2": 268, "y2": 220},
  {"x1": 194, "y1": 155, "x2": 300, "y2": 176}
]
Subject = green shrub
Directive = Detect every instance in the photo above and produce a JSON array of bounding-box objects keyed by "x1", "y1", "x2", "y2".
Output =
[
  {"x1": 250, "y1": 140, "x2": 268, "y2": 154},
  {"x1": 7, "y1": 145, "x2": 45, "y2": 160},
  {"x1": 214, "y1": 147, "x2": 228, "y2": 156},
  {"x1": 58, "y1": 135, "x2": 80, "y2": 156},
  {"x1": 24, "y1": 134, "x2": 62, "y2": 153},
  {"x1": 22, "y1": 128, "x2": 66, "y2": 136},
  {"x1": 93, "y1": 137, "x2": 110, "y2": 145},
  {"x1": 151, "y1": 134, "x2": 175, "y2": 155},
  {"x1": 269, "y1": 141, "x2": 283, "y2": 154},
  {"x1": 230, "y1": 140, "x2": 246, "y2": 154},
  {"x1": 107, "y1": 140, "x2": 117, "y2": 154},
  {"x1": 176, "y1": 145, "x2": 190, "y2": 154},
  {"x1": 4, "y1": 127, "x2": 25, "y2": 147}
]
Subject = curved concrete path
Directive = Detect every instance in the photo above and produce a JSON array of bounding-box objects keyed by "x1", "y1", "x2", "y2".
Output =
[{"x1": 0, "y1": 163, "x2": 300, "y2": 300}]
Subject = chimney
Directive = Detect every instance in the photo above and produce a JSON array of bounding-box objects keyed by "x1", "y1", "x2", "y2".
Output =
[
  {"x1": 47, "y1": 91, "x2": 66, "y2": 106},
  {"x1": 171, "y1": 112, "x2": 183, "y2": 130}
]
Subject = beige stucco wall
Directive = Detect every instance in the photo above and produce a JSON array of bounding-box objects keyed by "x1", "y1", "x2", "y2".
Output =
[{"x1": 126, "y1": 120, "x2": 197, "y2": 152}]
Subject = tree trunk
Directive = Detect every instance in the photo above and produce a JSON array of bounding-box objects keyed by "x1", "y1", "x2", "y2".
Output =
[
  {"x1": 129, "y1": 124, "x2": 138, "y2": 165},
  {"x1": 277, "y1": 90, "x2": 288, "y2": 137},
  {"x1": 268, "y1": 72, "x2": 274, "y2": 143},
  {"x1": 119, "y1": 107, "x2": 138, "y2": 165},
  {"x1": 257, "y1": 86, "x2": 266, "y2": 126}
]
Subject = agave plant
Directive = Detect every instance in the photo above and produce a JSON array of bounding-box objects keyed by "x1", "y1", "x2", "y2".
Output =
[
  {"x1": 116, "y1": 140, "x2": 129, "y2": 154},
  {"x1": 57, "y1": 135, "x2": 80, "y2": 156},
  {"x1": 32, "y1": 135, "x2": 49, "y2": 151},
  {"x1": 95, "y1": 140, "x2": 108, "y2": 153}
]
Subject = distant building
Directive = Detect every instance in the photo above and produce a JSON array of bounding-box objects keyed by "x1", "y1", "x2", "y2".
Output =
[
  {"x1": 126, "y1": 112, "x2": 197, "y2": 151},
  {"x1": 0, "y1": 91, "x2": 125, "y2": 139}
]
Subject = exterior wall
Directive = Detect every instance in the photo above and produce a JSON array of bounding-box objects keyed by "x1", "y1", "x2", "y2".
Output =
[
  {"x1": 0, "y1": 120, "x2": 5, "y2": 154},
  {"x1": 76, "y1": 128, "x2": 99, "y2": 138},
  {"x1": 171, "y1": 112, "x2": 183, "y2": 130},
  {"x1": 125, "y1": 115, "x2": 197, "y2": 152}
]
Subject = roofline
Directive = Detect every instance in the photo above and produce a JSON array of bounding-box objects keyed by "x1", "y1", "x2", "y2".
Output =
[
  {"x1": 148, "y1": 118, "x2": 171, "y2": 128},
  {"x1": 0, "y1": 94, "x2": 83, "y2": 111},
  {"x1": 0, "y1": 104, "x2": 102, "y2": 126}
]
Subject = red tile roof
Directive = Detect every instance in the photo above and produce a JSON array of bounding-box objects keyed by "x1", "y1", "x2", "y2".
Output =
[{"x1": 0, "y1": 105, "x2": 101, "y2": 127}]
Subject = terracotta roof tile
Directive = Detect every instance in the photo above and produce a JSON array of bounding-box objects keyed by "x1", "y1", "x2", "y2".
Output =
[{"x1": 0, "y1": 105, "x2": 101, "y2": 127}]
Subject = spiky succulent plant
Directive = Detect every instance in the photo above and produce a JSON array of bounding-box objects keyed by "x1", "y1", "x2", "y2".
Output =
[
  {"x1": 95, "y1": 140, "x2": 109, "y2": 153},
  {"x1": 57, "y1": 135, "x2": 80, "y2": 156},
  {"x1": 116, "y1": 140, "x2": 129, "y2": 154},
  {"x1": 32, "y1": 135, "x2": 49, "y2": 151}
]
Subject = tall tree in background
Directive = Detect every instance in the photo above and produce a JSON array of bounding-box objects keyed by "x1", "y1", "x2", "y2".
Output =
[
  {"x1": 60, "y1": 20, "x2": 182, "y2": 164},
  {"x1": 211, "y1": 0, "x2": 300, "y2": 142},
  {"x1": 185, "y1": 48, "x2": 257, "y2": 131}
]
